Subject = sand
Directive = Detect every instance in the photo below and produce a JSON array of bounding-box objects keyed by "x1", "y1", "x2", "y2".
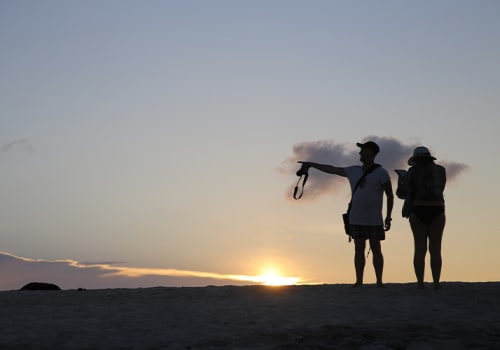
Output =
[{"x1": 1, "y1": 282, "x2": 499, "y2": 349}]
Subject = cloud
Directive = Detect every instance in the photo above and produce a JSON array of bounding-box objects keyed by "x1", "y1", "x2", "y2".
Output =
[
  {"x1": 0, "y1": 252, "x2": 300, "y2": 290},
  {"x1": 439, "y1": 161, "x2": 470, "y2": 182},
  {"x1": 281, "y1": 136, "x2": 469, "y2": 201},
  {"x1": 1, "y1": 139, "x2": 34, "y2": 153}
]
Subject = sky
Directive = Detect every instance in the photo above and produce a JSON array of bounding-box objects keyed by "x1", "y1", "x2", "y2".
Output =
[{"x1": 1, "y1": 0, "x2": 499, "y2": 290}]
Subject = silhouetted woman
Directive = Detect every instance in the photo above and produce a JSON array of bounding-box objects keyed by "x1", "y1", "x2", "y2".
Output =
[{"x1": 397, "y1": 147, "x2": 446, "y2": 289}]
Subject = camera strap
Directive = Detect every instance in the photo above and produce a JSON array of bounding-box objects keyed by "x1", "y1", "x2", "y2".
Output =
[
  {"x1": 345, "y1": 164, "x2": 381, "y2": 242},
  {"x1": 293, "y1": 172, "x2": 308, "y2": 200},
  {"x1": 347, "y1": 164, "x2": 381, "y2": 209}
]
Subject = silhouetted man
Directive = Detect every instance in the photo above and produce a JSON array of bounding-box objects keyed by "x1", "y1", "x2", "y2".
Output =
[{"x1": 299, "y1": 141, "x2": 394, "y2": 287}]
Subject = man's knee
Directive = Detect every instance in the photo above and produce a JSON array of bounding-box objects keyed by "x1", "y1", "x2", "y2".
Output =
[
  {"x1": 369, "y1": 239, "x2": 382, "y2": 253},
  {"x1": 354, "y1": 241, "x2": 366, "y2": 255}
]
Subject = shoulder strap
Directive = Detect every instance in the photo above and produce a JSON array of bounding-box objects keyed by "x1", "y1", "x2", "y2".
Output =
[
  {"x1": 345, "y1": 164, "x2": 381, "y2": 243},
  {"x1": 350, "y1": 164, "x2": 380, "y2": 199}
]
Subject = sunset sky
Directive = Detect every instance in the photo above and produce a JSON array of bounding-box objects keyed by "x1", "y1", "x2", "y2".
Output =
[{"x1": 1, "y1": 0, "x2": 499, "y2": 290}]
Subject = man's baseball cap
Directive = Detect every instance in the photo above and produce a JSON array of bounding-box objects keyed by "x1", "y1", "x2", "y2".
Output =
[{"x1": 356, "y1": 141, "x2": 380, "y2": 155}]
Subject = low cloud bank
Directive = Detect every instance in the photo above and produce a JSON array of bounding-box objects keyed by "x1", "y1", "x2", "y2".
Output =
[{"x1": 0, "y1": 252, "x2": 294, "y2": 290}]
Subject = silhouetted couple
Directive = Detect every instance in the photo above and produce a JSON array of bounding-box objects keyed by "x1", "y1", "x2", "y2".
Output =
[{"x1": 300, "y1": 141, "x2": 446, "y2": 289}]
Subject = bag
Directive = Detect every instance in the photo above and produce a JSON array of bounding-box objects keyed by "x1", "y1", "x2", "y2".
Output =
[
  {"x1": 342, "y1": 202, "x2": 352, "y2": 236},
  {"x1": 396, "y1": 169, "x2": 412, "y2": 218},
  {"x1": 342, "y1": 212, "x2": 350, "y2": 235},
  {"x1": 402, "y1": 192, "x2": 412, "y2": 218}
]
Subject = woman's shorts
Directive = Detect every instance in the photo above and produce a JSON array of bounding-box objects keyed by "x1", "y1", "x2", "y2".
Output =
[
  {"x1": 349, "y1": 225, "x2": 385, "y2": 240},
  {"x1": 411, "y1": 206, "x2": 445, "y2": 225}
]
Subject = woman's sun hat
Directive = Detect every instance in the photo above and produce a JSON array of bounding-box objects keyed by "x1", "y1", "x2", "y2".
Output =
[{"x1": 408, "y1": 146, "x2": 436, "y2": 166}]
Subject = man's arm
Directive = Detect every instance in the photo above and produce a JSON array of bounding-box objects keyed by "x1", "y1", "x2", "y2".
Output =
[
  {"x1": 383, "y1": 180, "x2": 394, "y2": 231},
  {"x1": 298, "y1": 161, "x2": 346, "y2": 176}
]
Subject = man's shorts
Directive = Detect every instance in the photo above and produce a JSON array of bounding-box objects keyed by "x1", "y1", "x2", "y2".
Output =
[{"x1": 349, "y1": 225, "x2": 385, "y2": 240}]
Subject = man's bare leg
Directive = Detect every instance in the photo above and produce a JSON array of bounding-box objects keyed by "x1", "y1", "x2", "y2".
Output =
[
  {"x1": 370, "y1": 238, "x2": 384, "y2": 287},
  {"x1": 353, "y1": 239, "x2": 366, "y2": 287}
]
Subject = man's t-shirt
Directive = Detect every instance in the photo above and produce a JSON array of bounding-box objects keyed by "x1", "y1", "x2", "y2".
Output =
[{"x1": 344, "y1": 165, "x2": 390, "y2": 226}]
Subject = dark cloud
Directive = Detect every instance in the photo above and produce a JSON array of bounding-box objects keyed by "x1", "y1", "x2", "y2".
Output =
[
  {"x1": 281, "y1": 136, "x2": 469, "y2": 201},
  {"x1": 439, "y1": 161, "x2": 470, "y2": 183}
]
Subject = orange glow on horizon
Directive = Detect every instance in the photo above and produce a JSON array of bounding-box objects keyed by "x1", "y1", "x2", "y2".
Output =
[
  {"x1": 0, "y1": 251, "x2": 302, "y2": 287},
  {"x1": 255, "y1": 268, "x2": 300, "y2": 286}
]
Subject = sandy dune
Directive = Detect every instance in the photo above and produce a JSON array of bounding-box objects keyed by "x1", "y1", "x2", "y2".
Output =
[{"x1": 1, "y1": 282, "x2": 499, "y2": 349}]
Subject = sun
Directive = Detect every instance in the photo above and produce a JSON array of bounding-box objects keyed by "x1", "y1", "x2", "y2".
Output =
[{"x1": 258, "y1": 268, "x2": 300, "y2": 286}]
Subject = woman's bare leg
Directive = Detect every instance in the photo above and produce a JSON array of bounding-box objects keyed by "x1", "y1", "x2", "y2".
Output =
[
  {"x1": 429, "y1": 214, "x2": 445, "y2": 289},
  {"x1": 410, "y1": 214, "x2": 428, "y2": 289}
]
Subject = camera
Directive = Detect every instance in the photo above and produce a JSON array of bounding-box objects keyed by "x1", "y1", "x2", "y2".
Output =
[
  {"x1": 296, "y1": 164, "x2": 309, "y2": 177},
  {"x1": 293, "y1": 163, "x2": 310, "y2": 199}
]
